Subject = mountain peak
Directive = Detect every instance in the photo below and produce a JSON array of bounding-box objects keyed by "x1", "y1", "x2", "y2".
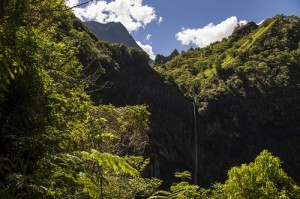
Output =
[{"x1": 84, "y1": 21, "x2": 142, "y2": 50}]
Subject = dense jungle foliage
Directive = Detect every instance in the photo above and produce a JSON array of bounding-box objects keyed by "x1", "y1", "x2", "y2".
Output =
[
  {"x1": 155, "y1": 15, "x2": 300, "y2": 114},
  {"x1": 0, "y1": 0, "x2": 299, "y2": 198},
  {"x1": 154, "y1": 15, "x2": 300, "y2": 189},
  {"x1": 151, "y1": 150, "x2": 300, "y2": 199},
  {"x1": 0, "y1": 0, "x2": 160, "y2": 198},
  {"x1": 152, "y1": 14, "x2": 300, "y2": 197}
]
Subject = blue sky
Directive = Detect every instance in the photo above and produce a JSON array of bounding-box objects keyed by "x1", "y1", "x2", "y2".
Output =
[{"x1": 66, "y1": 0, "x2": 300, "y2": 58}]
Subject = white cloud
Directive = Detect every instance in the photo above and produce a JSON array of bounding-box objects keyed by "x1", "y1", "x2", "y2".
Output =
[
  {"x1": 65, "y1": 0, "x2": 79, "y2": 7},
  {"x1": 136, "y1": 41, "x2": 155, "y2": 60},
  {"x1": 65, "y1": 0, "x2": 157, "y2": 32},
  {"x1": 158, "y1": 16, "x2": 163, "y2": 24},
  {"x1": 239, "y1": 20, "x2": 248, "y2": 26},
  {"x1": 175, "y1": 16, "x2": 246, "y2": 48},
  {"x1": 146, "y1": 34, "x2": 151, "y2": 41}
]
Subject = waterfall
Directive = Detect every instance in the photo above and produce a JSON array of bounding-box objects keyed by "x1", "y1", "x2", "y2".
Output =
[{"x1": 192, "y1": 102, "x2": 198, "y2": 185}]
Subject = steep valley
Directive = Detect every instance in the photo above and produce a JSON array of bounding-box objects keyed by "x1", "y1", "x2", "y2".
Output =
[
  {"x1": 1, "y1": 1, "x2": 300, "y2": 197},
  {"x1": 86, "y1": 15, "x2": 300, "y2": 186}
]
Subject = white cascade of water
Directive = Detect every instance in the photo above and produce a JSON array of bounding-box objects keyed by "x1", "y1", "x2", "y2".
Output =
[{"x1": 192, "y1": 102, "x2": 198, "y2": 185}]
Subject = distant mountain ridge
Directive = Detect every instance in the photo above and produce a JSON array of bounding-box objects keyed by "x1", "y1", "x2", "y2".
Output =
[{"x1": 84, "y1": 21, "x2": 142, "y2": 50}]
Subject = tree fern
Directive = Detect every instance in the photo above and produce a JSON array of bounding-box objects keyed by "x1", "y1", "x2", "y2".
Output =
[
  {"x1": 76, "y1": 172, "x2": 100, "y2": 199},
  {"x1": 81, "y1": 149, "x2": 139, "y2": 177}
]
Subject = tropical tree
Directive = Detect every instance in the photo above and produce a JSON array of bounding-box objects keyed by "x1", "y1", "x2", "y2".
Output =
[{"x1": 211, "y1": 150, "x2": 300, "y2": 199}]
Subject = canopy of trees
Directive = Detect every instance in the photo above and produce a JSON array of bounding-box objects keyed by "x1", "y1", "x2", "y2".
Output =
[
  {"x1": 0, "y1": 1, "x2": 299, "y2": 198},
  {"x1": 155, "y1": 15, "x2": 300, "y2": 114},
  {"x1": 154, "y1": 15, "x2": 300, "y2": 187},
  {"x1": 151, "y1": 150, "x2": 300, "y2": 199},
  {"x1": 0, "y1": 0, "x2": 159, "y2": 198}
]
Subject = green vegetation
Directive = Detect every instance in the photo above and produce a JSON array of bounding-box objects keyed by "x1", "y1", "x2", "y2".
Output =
[
  {"x1": 0, "y1": 0, "x2": 299, "y2": 198},
  {"x1": 154, "y1": 14, "x2": 300, "y2": 188},
  {"x1": 152, "y1": 151, "x2": 300, "y2": 199},
  {"x1": 240, "y1": 19, "x2": 277, "y2": 50},
  {"x1": 0, "y1": 0, "x2": 159, "y2": 198},
  {"x1": 155, "y1": 15, "x2": 300, "y2": 113}
]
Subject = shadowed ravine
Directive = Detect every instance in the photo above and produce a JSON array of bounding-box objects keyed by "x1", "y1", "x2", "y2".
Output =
[{"x1": 91, "y1": 46, "x2": 195, "y2": 187}]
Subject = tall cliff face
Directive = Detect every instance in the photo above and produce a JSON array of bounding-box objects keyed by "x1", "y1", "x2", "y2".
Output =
[
  {"x1": 79, "y1": 15, "x2": 300, "y2": 187},
  {"x1": 88, "y1": 42, "x2": 195, "y2": 186},
  {"x1": 84, "y1": 21, "x2": 142, "y2": 50},
  {"x1": 196, "y1": 91, "x2": 300, "y2": 185},
  {"x1": 155, "y1": 15, "x2": 300, "y2": 186}
]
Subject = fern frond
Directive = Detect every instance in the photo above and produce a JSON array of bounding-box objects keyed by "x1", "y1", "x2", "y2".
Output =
[
  {"x1": 82, "y1": 149, "x2": 139, "y2": 177},
  {"x1": 76, "y1": 172, "x2": 100, "y2": 199}
]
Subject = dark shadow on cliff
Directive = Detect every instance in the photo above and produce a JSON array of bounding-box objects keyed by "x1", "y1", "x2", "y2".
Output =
[{"x1": 89, "y1": 43, "x2": 195, "y2": 187}]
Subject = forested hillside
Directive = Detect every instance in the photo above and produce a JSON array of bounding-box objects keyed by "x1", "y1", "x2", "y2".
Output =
[
  {"x1": 1, "y1": 0, "x2": 300, "y2": 198},
  {"x1": 0, "y1": 1, "x2": 160, "y2": 198},
  {"x1": 155, "y1": 15, "x2": 300, "y2": 186}
]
